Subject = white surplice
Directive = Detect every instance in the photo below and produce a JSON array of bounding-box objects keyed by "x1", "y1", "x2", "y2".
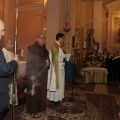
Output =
[
  {"x1": 47, "y1": 44, "x2": 65, "y2": 102},
  {"x1": 2, "y1": 48, "x2": 18, "y2": 105}
]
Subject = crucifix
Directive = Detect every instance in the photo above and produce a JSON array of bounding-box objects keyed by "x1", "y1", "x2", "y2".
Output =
[{"x1": 12, "y1": 0, "x2": 18, "y2": 120}]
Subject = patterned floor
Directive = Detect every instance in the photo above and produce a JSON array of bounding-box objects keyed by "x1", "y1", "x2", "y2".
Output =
[
  {"x1": 2, "y1": 81, "x2": 120, "y2": 120},
  {"x1": 73, "y1": 81, "x2": 120, "y2": 119},
  {"x1": 4, "y1": 87, "x2": 118, "y2": 120}
]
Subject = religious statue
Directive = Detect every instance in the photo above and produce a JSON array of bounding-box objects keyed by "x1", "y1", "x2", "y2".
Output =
[{"x1": 86, "y1": 28, "x2": 95, "y2": 52}]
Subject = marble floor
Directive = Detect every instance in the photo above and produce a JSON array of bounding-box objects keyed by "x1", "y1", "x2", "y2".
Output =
[{"x1": 82, "y1": 83, "x2": 120, "y2": 119}]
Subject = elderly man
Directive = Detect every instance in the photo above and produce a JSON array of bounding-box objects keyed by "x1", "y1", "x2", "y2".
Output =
[
  {"x1": 26, "y1": 34, "x2": 49, "y2": 118},
  {"x1": 47, "y1": 33, "x2": 65, "y2": 105},
  {"x1": 2, "y1": 40, "x2": 18, "y2": 106},
  {"x1": 0, "y1": 19, "x2": 19, "y2": 120}
]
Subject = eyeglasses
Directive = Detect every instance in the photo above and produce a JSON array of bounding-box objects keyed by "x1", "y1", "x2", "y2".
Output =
[{"x1": 39, "y1": 36, "x2": 46, "y2": 39}]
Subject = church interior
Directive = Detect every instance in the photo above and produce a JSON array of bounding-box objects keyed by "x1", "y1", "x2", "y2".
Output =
[{"x1": 0, "y1": 0, "x2": 120, "y2": 119}]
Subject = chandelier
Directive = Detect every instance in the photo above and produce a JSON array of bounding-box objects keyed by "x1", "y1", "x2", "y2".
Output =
[{"x1": 63, "y1": 13, "x2": 71, "y2": 33}]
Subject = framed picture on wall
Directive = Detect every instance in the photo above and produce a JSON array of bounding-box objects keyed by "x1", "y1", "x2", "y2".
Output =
[{"x1": 111, "y1": 14, "x2": 120, "y2": 47}]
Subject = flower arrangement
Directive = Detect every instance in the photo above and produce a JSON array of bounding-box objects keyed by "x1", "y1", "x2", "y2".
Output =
[
  {"x1": 17, "y1": 76, "x2": 27, "y2": 104},
  {"x1": 86, "y1": 51, "x2": 103, "y2": 62},
  {"x1": 85, "y1": 51, "x2": 104, "y2": 67}
]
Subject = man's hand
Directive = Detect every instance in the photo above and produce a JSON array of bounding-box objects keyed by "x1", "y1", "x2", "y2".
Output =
[
  {"x1": 30, "y1": 75, "x2": 36, "y2": 81},
  {"x1": 46, "y1": 59, "x2": 49, "y2": 66},
  {"x1": 13, "y1": 55, "x2": 20, "y2": 64}
]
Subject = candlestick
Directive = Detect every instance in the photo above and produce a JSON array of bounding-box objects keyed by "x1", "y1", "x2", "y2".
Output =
[
  {"x1": 76, "y1": 44, "x2": 80, "y2": 50},
  {"x1": 21, "y1": 49, "x2": 23, "y2": 57},
  {"x1": 95, "y1": 44, "x2": 97, "y2": 50},
  {"x1": 83, "y1": 42, "x2": 86, "y2": 49}
]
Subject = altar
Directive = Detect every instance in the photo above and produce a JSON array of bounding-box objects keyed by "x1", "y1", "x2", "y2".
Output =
[
  {"x1": 81, "y1": 67, "x2": 108, "y2": 83},
  {"x1": 17, "y1": 61, "x2": 26, "y2": 78}
]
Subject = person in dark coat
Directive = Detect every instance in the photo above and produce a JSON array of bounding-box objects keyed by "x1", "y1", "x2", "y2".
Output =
[
  {"x1": 26, "y1": 34, "x2": 49, "y2": 118},
  {"x1": 0, "y1": 19, "x2": 19, "y2": 120},
  {"x1": 105, "y1": 53, "x2": 113, "y2": 82},
  {"x1": 112, "y1": 56, "x2": 120, "y2": 82}
]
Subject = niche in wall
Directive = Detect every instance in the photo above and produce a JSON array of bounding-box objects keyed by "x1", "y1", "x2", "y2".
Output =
[{"x1": 105, "y1": 1, "x2": 120, "y2": 52}]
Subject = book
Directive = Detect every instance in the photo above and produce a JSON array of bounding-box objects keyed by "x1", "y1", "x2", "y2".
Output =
[{"x1": 64, "y1": 54, "x2": 71, "y2": 61}]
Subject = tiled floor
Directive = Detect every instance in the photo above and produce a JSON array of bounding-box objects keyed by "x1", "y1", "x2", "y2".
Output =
[
  {"x1": 83, "y1": 83, "x2": 120, "y2": 119},
  {"x1": 94, "y1": 84, "x2": 108, "y2": 93}
]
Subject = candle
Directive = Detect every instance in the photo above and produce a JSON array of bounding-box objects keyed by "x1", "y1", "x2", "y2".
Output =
[
  {"x1": 95, "y1": 44, "x2": 97, "y2": 50},
  {"x1": 66, "y1": 13, "x2": 69, "y2": 23},
  {"x1": 44, "y1": 28, "x2": 46, "y2": 31},
  {"x1": 83, "y1": 42, "x2": 86, "y2": 48},
  {"x1": 76, "y1": 44, "x2": 80, "y2": 50},
  {"x1": 21, "y1": 49, "x2": 24, "y2": 57}
]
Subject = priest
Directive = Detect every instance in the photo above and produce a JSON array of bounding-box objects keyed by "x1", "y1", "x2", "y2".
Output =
[{"x1": 47, "y1": 33, "x2": 65, "y2": 105}]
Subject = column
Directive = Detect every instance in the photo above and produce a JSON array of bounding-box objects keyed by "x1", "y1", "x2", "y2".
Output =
[
  {"x1": 93, "y1": 1, "x2": 102, "y2": 52},
  {"x1": 46, "y1": 0, "x2": 60, "y2": 49}
]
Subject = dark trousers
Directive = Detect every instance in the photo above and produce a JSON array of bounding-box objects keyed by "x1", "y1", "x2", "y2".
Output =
[{"x1": 0, "y1": 112, "x2": 3, "y2": 120}]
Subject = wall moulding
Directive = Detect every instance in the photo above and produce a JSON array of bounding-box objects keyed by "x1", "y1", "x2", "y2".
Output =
[
  {"x1": 13, "y1": 0, "x2": 44, "y2": 8},
  {"x1": 0, "y1": 0, "x2": 4, "y2": 6},
  {"x1": 19, "y1": 9, "x2": 43, "y2": 17},
  {"x1": 18, "y1": 0, "x2": 43, "y2": 6},
  {"x1": 111, "y1": 13, "x2": 120, "y2": 47}
]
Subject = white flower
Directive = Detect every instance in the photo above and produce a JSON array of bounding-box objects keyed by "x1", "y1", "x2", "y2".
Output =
[{"x1": 24, "y1": 88, "x2": 27, "y2": 93}]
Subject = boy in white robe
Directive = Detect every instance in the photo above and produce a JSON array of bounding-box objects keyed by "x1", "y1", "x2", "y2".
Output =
[{"x1": 2, "y1": 40, "x2": 18, "y2": 106}]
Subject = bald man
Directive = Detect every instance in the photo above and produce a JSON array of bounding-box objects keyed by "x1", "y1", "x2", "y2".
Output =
[
  {"x1": 2, "y1": 40, "x2": 18, "y2": 106},
  {"x1": 0, "y1": 19, "x2": 19, "y2": 120}
]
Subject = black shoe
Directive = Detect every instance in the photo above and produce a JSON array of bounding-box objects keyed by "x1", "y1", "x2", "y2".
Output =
[
  {"x1": 52, "y1": 101, "x2": 60, "y2": 105},
  {"x1": 62, "y1": 98, "x2": 68, "y2": 102},
  {"x1": 55, "y1": 102, "x2": 60, "y2": 105}
]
